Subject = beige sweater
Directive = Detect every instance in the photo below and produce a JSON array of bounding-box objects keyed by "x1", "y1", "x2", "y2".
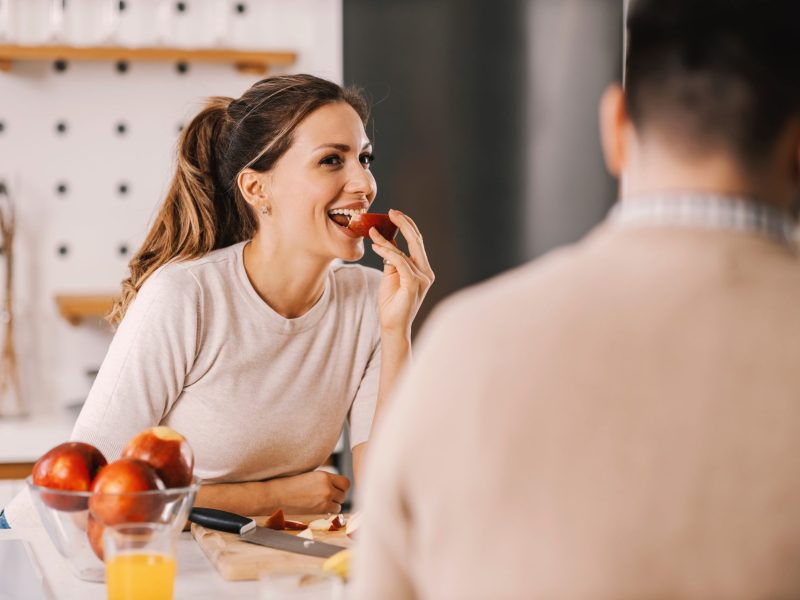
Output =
[
  {"x1": 354, "y1": 224, "x2": 800, "y2": 599},
  {"x1": 7, "y1": 242, "x2": 381, "y2": 526}
]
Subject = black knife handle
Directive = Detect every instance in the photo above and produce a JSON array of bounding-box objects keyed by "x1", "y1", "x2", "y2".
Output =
[{"x1": 189, "y1": 507, "x2": 255, "y2": 534}]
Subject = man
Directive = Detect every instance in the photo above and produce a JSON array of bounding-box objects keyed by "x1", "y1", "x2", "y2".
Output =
[{"x1": 353, "y1": 0, "x2": 800, "y2": 597}]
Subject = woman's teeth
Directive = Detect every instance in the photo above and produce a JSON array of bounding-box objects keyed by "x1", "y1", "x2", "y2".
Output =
[{"x1": 328, "y1": 208, "x2": 366, "y2": 227}]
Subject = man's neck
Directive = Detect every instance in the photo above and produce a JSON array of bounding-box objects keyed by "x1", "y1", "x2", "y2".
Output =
[{"x1": 621, "y1": 143, "x2": 793, "y2": 212}]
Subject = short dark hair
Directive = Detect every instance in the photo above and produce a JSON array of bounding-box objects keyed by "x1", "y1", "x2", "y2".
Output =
[{"x1": 624, "y1": 0, "x2": 800, "y2": 166}]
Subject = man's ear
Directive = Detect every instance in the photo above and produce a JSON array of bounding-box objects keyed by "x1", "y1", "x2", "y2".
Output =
[
  {"x1": 237, "y1": 169, "x2": 268, "y2": 207},
  {"x1": 599, "y1": 84, "x2": 629, "y2": 178}
]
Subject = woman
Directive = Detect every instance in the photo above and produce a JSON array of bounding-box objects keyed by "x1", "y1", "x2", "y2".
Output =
[{"x1": 2, "y1": 74, "x2": 433, "y2": 527}]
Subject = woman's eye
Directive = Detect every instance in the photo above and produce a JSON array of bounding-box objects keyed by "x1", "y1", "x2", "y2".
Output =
[
  {"x1": 360, "y1": 153, "x2": 375, "y2": 166},
  {"x1": 320, "y1": 155, "x2": 342, "y2": 166}
]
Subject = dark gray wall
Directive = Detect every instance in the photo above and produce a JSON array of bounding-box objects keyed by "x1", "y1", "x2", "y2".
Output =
[{"x1": 344, "y1": 0, "x2": 622, "y2": 328}]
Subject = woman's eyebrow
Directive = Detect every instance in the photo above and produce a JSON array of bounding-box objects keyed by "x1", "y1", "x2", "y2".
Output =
[{"x1": 313, "y1": 142, "x2": 373, "y2": 152}]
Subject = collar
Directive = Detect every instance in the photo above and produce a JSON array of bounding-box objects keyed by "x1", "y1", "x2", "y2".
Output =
[{"x1": 607, "y1": 192, "x2": 797, "y2": 247}]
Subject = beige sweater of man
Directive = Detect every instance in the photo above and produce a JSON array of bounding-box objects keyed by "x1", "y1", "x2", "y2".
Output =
[
  {"x1": 6, "y1": 241, "x2": 381, "y2": 527},
  {"x1": 354, "y1": 221, "x2": 800, "y2": 599}
]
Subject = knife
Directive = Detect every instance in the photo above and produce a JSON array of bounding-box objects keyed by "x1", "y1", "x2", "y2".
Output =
[{"x1": 188, "y1": 507, "x2": 344, "y2": 559}]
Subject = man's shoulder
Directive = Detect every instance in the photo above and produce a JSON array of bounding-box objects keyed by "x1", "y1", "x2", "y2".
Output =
[{"x1": 435, "y1": 240, "x2": 588, "y2": 325}]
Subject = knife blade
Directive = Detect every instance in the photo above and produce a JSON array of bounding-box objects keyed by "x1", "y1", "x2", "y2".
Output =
[{"x1": 189, "y1": 507, "x2": 344, "y2": 559}]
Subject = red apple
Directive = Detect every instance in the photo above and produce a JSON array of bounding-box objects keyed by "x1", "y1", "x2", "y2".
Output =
[
  {"x1": 89, "y1": 458, "x2": 165, "y2": 525},
  {"x1": 121, "y1": 427, "x2": 194, "y2": 488},
  {"x1": 347, "y1": 213, "x2": 398, "y2": 240},
  {"x1": 32, "y1": 442, "x2": 107, "y2": 511},
  {"x1": 87, "y1": 514, "x2": 105, "y2": 561}
]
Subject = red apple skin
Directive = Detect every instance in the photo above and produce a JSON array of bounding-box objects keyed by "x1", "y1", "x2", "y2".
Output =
[
  {"x1": 87, "y1": 514, "x2": 105, "y2": 561},
  {"x1": 284, "y1": 519, "x2": 308, "y2": 531},
  {"x1": 32, "y1": 442, "x2": 107, "y2": 511},
  {"x1": 264, "y1": 509, "x2": 286, "y2": 530},
  {"x1": 328, "y1": 515, "x2": 344, "y2": 532},
  {"x1": 88, "y1": 459, "x2": 165, "y2": 525},
  {"x1": 121, "y1": 427, "x2": 194, "y2": 488},
  {"x1": 347, "y1": 214, "x2": 398, "y2": 240}
]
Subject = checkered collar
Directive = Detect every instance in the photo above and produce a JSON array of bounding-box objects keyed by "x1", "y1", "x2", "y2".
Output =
[{"x1": 607, "y1": 192, "x2": 797, "y2": 247}]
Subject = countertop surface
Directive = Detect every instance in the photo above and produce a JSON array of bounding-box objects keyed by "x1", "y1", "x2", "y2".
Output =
[{"x1": 0, "y1": 527, "x2": 263, "y2": 599}]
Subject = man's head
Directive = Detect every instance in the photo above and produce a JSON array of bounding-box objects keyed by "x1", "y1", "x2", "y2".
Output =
[{"x1": 600, "y1": 0, "x2": 800, "y2": 207}]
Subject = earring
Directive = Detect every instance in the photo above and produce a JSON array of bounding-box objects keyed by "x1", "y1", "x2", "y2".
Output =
[{"x1": 259, "y1": 205, "x2": 270, "y2": 215}]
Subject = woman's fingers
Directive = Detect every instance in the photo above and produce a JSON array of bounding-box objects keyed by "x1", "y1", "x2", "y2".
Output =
[
  {"x1": 330, "y1": 474, "x2": 351, "y2": 492},
  {"x1": 371, "y1": 241, "x2": 420, "y2": 284},
  {"x1": 387, "y1": 209, "x2": 434, "y2": 277}
]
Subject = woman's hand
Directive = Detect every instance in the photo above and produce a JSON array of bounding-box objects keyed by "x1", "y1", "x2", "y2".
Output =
[
  {"x1": 269, "y1": 471, "x2": 350, "y2": 515},
  {"x1": 370, "y1": 209, "x2": 435, "y2": 338}
]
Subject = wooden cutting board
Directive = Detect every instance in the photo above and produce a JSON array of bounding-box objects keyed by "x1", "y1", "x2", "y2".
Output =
[{"x1": 191, "y1": 514, "x2": 352, "y2": 581}]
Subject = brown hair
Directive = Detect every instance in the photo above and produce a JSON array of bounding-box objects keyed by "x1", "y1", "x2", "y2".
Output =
[{"x1": 108, "y1": 74, "x2": 369, "y2": 326}]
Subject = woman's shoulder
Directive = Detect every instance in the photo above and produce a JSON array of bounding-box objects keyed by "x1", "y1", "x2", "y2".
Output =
[{"x1": 147, "y1": 243, "x2": 244, "y2": 291}]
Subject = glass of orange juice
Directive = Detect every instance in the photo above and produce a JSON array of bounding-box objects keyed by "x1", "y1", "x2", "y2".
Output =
[{"x1": 104, "y1": 522, "x2": 177, "y2": 600}]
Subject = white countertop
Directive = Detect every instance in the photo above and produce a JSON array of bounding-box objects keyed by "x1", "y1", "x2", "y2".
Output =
[
  {"x1": 0, "y1": 527, "x2": 262, "y2": 599},
  {"x1": 0, "y1": 413, "x2": 76, "y2": 463}
]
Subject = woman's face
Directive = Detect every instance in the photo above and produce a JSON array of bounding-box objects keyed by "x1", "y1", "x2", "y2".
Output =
[{"x1": 259, "y1": 101, "x2": 377, "y2": 262}]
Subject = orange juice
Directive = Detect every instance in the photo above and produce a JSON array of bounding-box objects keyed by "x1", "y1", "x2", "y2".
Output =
[{"x1": 106, "y1": 553, "x2": 175, "y2": 600}]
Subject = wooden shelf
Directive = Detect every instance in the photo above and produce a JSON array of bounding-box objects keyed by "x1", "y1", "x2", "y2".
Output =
[
  {"x1": 0, "y1": 44, "x2": 297, "y2": 75},
  {"x1": 55, "y1": 294, "x2": 117, "y2": 326}
]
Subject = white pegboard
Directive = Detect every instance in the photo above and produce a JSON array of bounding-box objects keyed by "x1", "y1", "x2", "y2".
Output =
[{"x1": 0, "y1": 0, "x2": 343, "y2": 414}]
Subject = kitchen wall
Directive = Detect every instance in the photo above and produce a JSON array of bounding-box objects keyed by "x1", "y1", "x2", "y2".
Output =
[{"x1": 0, "y1": 0, "x2": 343, "y2": 416}]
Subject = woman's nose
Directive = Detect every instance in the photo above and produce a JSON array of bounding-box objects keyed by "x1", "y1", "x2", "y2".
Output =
[{"x1": 344, "y1": 160, "x2": 376, "y2": 196}]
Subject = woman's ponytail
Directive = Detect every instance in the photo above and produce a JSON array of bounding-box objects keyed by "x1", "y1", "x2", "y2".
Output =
[{"x1": 108, "y1": 96, "x2": 255, "y2": 326}]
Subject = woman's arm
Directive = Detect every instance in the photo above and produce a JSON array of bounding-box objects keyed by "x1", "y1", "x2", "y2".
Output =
[
  {"x1": 352, "y1": 333, "x2": 411, "y2": 482},
  {"x1": 353, "y1": 210, "x2": 434, "y2": 483},
  {"x1": 195, "y1": 470, "x2": 351, "y2": 515}
]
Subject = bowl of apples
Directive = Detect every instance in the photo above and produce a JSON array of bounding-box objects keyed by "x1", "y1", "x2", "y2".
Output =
[{"x1": 26, "y1": 427, "x2": 199, "y2": 582}]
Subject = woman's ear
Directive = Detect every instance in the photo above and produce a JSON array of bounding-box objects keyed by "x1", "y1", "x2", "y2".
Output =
[
  {"x1": 599, "y1": 84, "x2": 629, "y2": 179},
  {"x1": 237, "y1": 169, "x2": 268, "y2": 208}
]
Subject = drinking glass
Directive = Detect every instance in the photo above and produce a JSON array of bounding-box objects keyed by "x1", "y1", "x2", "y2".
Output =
[{"x1": 104, "y1": 522, "x2": 177, "y2": 600}]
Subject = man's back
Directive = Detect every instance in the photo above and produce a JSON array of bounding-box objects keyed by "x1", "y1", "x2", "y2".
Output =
[{"x1": 356, "y1": 220, "x2": 800, "y2": 598}]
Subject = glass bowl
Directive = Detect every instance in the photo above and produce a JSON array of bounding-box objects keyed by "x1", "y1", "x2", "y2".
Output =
[{"x1": 26, "y1": 476, "x2": 200, "y2": 582}]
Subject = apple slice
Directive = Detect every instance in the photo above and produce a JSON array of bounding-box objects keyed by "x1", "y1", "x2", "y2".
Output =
[
  {"x1": 329, "y1": 515, "x2": 345, "y2": 531},
  {"x1": 284, "y1": 519, "x2": 308, "y2": 531},
  {"x1": 296, "y1": 528, "x2": 314, "y2": 540},
  {"x1": 264, "y1": 508, "x2": 286, "y2": 530},
  {"x1": 347, "y1": 213, "x2": 398, "y2": 240},
  {"x1": 309, "y1": 514, "x2": 346, "y2": 532},
  {"x1": 345, "y1": 511, "x2": 362, "y2": 539}
]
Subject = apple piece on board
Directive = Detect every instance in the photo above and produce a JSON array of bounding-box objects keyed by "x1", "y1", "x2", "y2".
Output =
[
  {"x1": 328, "y1": 515, "x2": 345, "y2": 531},
  {"x1": 89, "y1": 458, "x2": 165, "y2": 525},
  {"x1": 121, "y1": 426, "x2": 194, "y2": 488},
  {"x1": 296, "y1": 528, "x2": 314, "y2": 540},
  {"x1": 87, "y1": 514, "x2": 105, "y2": 561},
  {"x1": 347, "y1": 213, "x2": 398, "y2": 240},
  {"x1": 32, "y1": 442, "x2": 107, "y2": 511},
  {"x1": 309, "y1": 514, "x2": 345, "y2": 532},
  {"x1": 345, "y1": 511, "x2": 362, "y2": 539},
  {"x1": 283, "y1": 518, "x2": 308, "y2": 531},
  {"x1": 264, "y1": 509, "x2": 286, "y2": 530},
  {"x1": 309, "y1": 518, "x2": 332, "y2": 531}
]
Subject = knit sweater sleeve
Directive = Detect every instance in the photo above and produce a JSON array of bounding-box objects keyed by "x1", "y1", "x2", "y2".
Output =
[{"x1": 70, "y1": 266, "x2": 202, "y2": 461}]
